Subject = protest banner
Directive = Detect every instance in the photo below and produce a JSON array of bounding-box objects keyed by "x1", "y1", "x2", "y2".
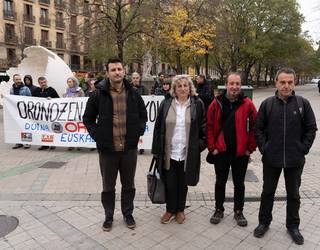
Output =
[{"x1": 3, "y1": 95, "x2": 164, "y2": 149}]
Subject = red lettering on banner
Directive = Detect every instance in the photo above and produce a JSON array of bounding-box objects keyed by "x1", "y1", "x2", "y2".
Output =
[{"x1": 65, "y1": 122, "x2": 88, "y2": 133}]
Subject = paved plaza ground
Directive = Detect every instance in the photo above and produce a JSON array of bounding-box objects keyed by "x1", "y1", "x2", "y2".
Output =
[{"x1": 0, "y1": 84, "x2": 319, "y2": 249}]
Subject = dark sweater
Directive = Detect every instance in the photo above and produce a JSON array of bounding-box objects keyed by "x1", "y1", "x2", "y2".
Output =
[{"x1": 33, "y1": 87, "x2": 59, "y2": 98}]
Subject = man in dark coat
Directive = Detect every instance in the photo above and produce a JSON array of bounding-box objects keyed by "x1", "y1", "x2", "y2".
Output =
[
  {"x1": 254, "y1": 68, "x2": 317, "y2": 245},
  {"x1": 131, "y1": 72, "x2": 148, "y2": 96},
  {"x1": 83, "y1": 58, "x2": 147, "y2": 232},
  {"x1": 24, "y1": 75, "x2": 37, "y2": 96},
  {"x1": 196, "y1": 75, "x2": 214, "y2": 111}
]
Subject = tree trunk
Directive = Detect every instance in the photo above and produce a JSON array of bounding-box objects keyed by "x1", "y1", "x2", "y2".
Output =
[
  {"x1": 256, "y1": 62, "x2": 261, "y2": 86},
  {"x1": 176, "y1": 50, "x2": 182, "y2": 74},
  {"x1": 264, "y1": 65, "x2": 269, "y2": 86},
  {"x1": 205, "y1": 50, "x2": 209, "y2": 77}
]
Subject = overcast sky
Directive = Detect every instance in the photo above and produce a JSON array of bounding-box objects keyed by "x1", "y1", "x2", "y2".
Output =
[{"x1": 298, "y1": 0, "x2": 320, "y2": 47}]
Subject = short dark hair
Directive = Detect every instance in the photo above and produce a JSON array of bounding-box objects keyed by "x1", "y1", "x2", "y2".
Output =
[
  {"x1": 158, "y1": 72, "x2": 165, "y2": 77},
  {"x1": 38, "y1": 76, "x2": 46, "y2": 82},
  {"x1": 13, "y1": 74, "x2": 20, "y2": 79},
  {"x1": 225, "y1": 72, "x2": 242, "y2": 84},
  {"x1": 105, "y1": 58, "x2": 123, "y2": 71},
  {"x1": 275, "y1": 67, "x2": 296, "y2": 81},
  {"x1": 198, "y1": 74, "x2": 205, "y2": 79}
]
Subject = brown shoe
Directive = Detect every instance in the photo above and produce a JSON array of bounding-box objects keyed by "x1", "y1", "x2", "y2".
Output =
[
  {"x1": 160, "y1": 212, "x2": 175, "y2": 224},
  {"x1": 176, "y1": 212, "x2": 185, "y2": 224}
]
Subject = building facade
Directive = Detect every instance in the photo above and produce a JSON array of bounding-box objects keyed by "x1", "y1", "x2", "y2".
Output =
[{"x1": 0, "y1": 0, "x2": 93, "y2": 71}]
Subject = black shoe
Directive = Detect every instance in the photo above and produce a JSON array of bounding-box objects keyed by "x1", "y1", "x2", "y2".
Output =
[
  {"x1": 50, "y1": 146, "x2": 56, "y2": 150},
  {"x1": 12, "y1": 144, "x2": 23, "y2": 149},
  {"x1": 38, "y1": 146, "x2": 49, "y2": 150},
  {"x1": 124, "y1": 215, "x2": 136, "y2": 229},
  {"x1": 24, "y1": 144, "x2": 31, "y2": 149},
  {"x1": 210, "y1": 209, "x2": 224, "y2": 224},
  {"x1": 287, "y1": 228, "x2": 304, "y2": 245},
  {"x1": 234, "y1": 210, "x2": 248, "y2": 227},
  {"x1": 254, "y1": 224, "x2": 269, "y2": 238},
  {"x1": 139, "y1": 149, "x2": 144, "y2": 154},
  {"x1": 102, "y1": 217, "x2": 113, "y2": 232}
]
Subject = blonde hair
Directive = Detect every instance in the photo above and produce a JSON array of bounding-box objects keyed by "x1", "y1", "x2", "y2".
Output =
[{"x1": 170, "y1": 75, "x2": 198, "y2": 98}]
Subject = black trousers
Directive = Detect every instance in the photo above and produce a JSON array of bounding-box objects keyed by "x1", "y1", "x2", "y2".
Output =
[
  {"x1": 99, "y1": 149, "x2": 137, "y2": 219},
  {"x1": 164, "y1": 159, "x2": 188, "y2": 214},
  {"x1": 258, "y1": 165, "x2": 304, "y2": 229},
  {"x1": 214, "y1": 153, "x2": 249, "y2": 212}
]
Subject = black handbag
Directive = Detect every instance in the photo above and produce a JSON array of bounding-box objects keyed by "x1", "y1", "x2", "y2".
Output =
[{"x1": 147, "y1": 156, "x2": 166, "y2": 204}]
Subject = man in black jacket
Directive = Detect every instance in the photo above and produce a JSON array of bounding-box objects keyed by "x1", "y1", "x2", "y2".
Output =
[
  {"x1": 254, "y1": 68, "x2": 317, "y2": 245},
  {"x1": 196, "y1": 75, "x2": 213, "y2": 111},
  {"x1": 83, "y1": 58, "x2": 147, "y2": 232}
]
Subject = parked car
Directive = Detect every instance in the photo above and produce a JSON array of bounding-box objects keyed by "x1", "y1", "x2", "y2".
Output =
[{"x1": 311, "y1": 78, "x2": 320, "y2": 84}]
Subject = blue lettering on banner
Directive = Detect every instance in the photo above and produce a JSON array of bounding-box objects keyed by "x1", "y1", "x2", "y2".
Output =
[
  {"x1": 145, "y1": 124, "x2": 149, "y2": 132},
  {"x1": 60, "y1": 133, "x2": 95, "y2": 143},
  {"x1": 25, "y1": 123, "x2": 50, "y2": 132}
]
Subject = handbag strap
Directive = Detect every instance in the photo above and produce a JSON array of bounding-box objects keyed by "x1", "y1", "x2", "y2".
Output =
[
  {"x1": 149, "y1": 156, "x2": 157, "y2": 173},
  {"x1": 213, "y1": 101, "x2": 240, "y2": 144}
]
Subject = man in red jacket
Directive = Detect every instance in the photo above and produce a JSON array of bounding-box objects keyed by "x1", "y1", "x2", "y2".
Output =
[{"x1": 207, "y1": 72, "x2": 257, "y2": 227}]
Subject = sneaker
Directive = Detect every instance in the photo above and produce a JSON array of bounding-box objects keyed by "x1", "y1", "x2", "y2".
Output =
[
  {"x1": 24, "y1": 144, "x2": 31, "y2": 149},
  {"x1": 102, "y1": 217, "x2": 113, "y2": 232},
  {"x1": 210, "y1": 209, "x2": 224, "y2": 224},
  {"x1": 234, "y1": 210, "x2": 248, "y2": 227},
  {"x1": 176, "y1": 212, "x2": 185, "y2": 224},
  {"x1": 160, "y1": 212, "x2": 175, "y2": 224},
  {"x1": 12, "y1": 144, "x2": 23, "y2": 149},
  {"x1": 287, "y1": 228, "x2": 304, "y2": 245},
  {"x1": 38, "y1": 146, "x2": 49, "y2": 150},
  {"x1": 124, "y1": 215, "x2": 136, "y2": 229},
  {"x1": 253, "y1": 224, "x2": 269, "y2": 238}
]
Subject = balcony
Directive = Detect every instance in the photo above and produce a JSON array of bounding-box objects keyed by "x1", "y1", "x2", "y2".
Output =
[
  {"x1": 5, "y1": 34, "x2": 18, "y2": 45},
  {"x1": 55, "y1": 20, "x2": 65, "y2": 30},
  {"x1": 24, "y1": 38, "x2": 37, "y2": 46},
  {"x1": 69, "y1": 25, "x2": 78, "y2": 34},
  {"x1": 54, "y1": 0, "x2": 64, "y2": 9},
  {"x1": 39, "y1": 0, "x2": 50, "y2": 5},
  {"x1": 23, "y1": 14, "x2": 36, "y2": 24},
  {"x1": 56, "y1": 41, "x2": 66, "y2": 50},
  {"x1": 40, "y1": 40, "x2": 52, "y2": 48},
  {"x1": 40, "y1": 17, "x2": 51, "y2": 27},
  {"x1": 25, "y1": 0, "x2": 35, "y2": 2},
  {"x1": 3, "y1": 10, "x2": 17, "y2": 21}
]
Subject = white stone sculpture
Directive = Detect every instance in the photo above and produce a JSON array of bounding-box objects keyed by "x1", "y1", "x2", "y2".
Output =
[
  {"x1": 142, "y1": 51, "x2": 153, "y2": 80},
  {"x1": 0, "y1": 46, "x2": 73, "y2": 105}
]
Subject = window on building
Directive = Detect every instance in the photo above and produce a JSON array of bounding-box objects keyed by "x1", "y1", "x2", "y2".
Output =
[
  {"x1": 24, "y1": 4, "x2": 33, "y2": 16},
  {"x1": 40, "y1": 8, "x2": 49, "y2": 20},
  {"x1": 58, "y1": 53, "x2": 64, "y2": 60},
  {"x1": 56, "y1": 32, "x2": 63, "y2": 48},
  {"x1": 5, "y1": 23, "x2": 15, "y2": 39},
  {"x1": 4, "y1": 0, "x2": 14, "y2": 14},
  {"x1": 41, "y1": 30, "x2": 49, "y2": 41},
  {"x1": 24, "y1": 27, "x2": 34, "y2": 44},
  {"x1": 7, "y1": 48, "x2": 17, "y2": 65}
]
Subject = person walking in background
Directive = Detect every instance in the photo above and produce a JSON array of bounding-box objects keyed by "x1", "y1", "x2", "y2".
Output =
[
  {"x1": 23, "y1": 75, "x2": 37, "y2": 96},
  {"x1": 131, "y1": 72, "x2": 148, "y2": 96},
  {"x1": 207, "y1": 72, "x2": 257, "y2": 227},
  {"x1": 196, "y1": 74, "x2": 214, "y2": 111},
  {"x1": 151, "y1": 72, "x2": 165, "y2": 94},
  {"x1": 154, "y1": 79, "x2": 171, "y2": 98},
  {"x1": 33, "y1": 76, "x2": 59, "y2": 150},
  {"x1": 152, "y1": 75, "x2": 206, "y2": 224},
  {"x1": 85, "y1": 77, "x2": 96, "y2": 97},
  {"x1": 254, "y1": 68, "x2": 317, "y2": 245},
  {"x1": 10, "y1": 74, "x2": 31, "y2": 149},
  {"x1": 63, "y1": 77, "x2": 85, "y2": 98},
  {"x1": 83, "y1": 58, "x2": 147, "y2": 232}
]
